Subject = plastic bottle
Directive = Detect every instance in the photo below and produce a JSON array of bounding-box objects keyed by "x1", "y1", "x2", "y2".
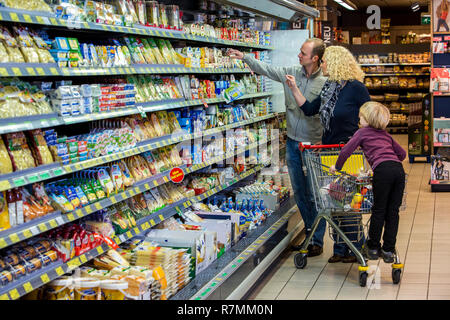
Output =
[{"x1": 7, "y1": 190, "x2": 16, "y2": 227}]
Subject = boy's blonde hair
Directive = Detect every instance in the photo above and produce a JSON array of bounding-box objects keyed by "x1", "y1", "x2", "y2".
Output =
[{"x1": 359, "y1": 101, "x2": 390, "y2": 130}]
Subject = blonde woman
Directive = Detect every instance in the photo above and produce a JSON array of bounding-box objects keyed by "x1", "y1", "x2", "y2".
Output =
[
  {"x1": 330, "y1": 102, "x2": 406, "y2": 263},
  {"x1": 286, "y1": 45, "x2": 370, "y2": 263}
]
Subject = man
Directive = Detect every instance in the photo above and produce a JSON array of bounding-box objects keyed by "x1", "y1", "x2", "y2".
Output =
[{"x1": 228, "y1": 38, "x2": 327, "y2": 257}]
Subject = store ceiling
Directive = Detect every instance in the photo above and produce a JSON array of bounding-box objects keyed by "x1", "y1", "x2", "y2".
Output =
[{"x1": 349, "y1": 0, "x2": 429, "y2": 8}]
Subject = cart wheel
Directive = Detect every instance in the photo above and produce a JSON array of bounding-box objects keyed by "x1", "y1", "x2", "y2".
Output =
[
  {"x1": 392, "y1": 268, "x2": 401, "y2": 284},
  {"x1": 294, "y1": 253, "x2": 307, "y2": 269},
  {"x1": 359, "y1": 272, "x2": 368, "y2": 287}
]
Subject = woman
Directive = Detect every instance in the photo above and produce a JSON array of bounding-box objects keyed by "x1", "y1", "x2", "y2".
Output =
[
  {"x1": 286, "y1": 45, "x2": 371, "y2": 263},
  {"x1": 436, "y1": 0, "x2": 450, "y2": 32}
]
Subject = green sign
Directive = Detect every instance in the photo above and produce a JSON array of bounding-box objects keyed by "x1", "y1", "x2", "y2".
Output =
[{"x1": 421, "y1": 16, "x2": 431, "y2": 25}]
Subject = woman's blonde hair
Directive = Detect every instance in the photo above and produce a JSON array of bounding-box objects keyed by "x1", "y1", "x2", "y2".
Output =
[
  {"x1": 323, "y1": 46, "x2": 365, "y2": 82},
  {"x1": 359, "y1": 101, "x2": 390, "y2": 130}
]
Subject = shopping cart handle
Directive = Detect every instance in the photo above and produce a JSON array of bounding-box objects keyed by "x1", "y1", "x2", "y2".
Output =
[{"x1": 299, "y1": 143, "x2": 345, "y2": 151}]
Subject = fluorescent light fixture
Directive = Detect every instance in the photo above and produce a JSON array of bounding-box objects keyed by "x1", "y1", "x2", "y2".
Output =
[
  {"x1": 333, "y1": 0, "x2": 357, "y2": 11},
  {"x1": 411, "y1": 2, "x2": 420, "y2": 11}
]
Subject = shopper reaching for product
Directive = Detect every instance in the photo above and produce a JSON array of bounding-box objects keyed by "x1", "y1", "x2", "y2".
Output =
[
  {"x1": 329, "y1": 101, "x2": 406, "y2": 263},
  {"x1": 227, "y1": 39, "x2": 328, "y2": 258}
]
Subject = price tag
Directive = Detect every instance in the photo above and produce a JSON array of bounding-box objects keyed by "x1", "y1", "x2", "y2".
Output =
[
  {"x1": 23, "y1": 282, "x2": 33, "y2": 293},
  {"x1": 150, "y1": 219, "x2": 155, "y2": 226},
  {"x1": 8, "y1": 289, "x2": 20, "y2": 300},
  {"x1": 25, "y1": 67, "x2": 36, "y2": 76},
  {"x1": 0, "y1": 180, "x2": 11, "y2": 190},
  {"x1": 136, "y1": 105, "x2": 147, "y2": 118},
  {"x1": 53, "y1": 168, "x2": 64, "y2": 176},
  {"x1": 9, "y1": 234, "x2": 19, "y2": 243},
  {"x1": 9, "y1": 12, "x2": 19, "y2": 21},
  {"x1": 39, "y1": 172, "x2": 51, "y2": 180},
  {"x1": 0, "y1": 294, "x2": 9, "y2": 300},
  {"x1": 67, "y1": 258, "x2": 80, "y2": 269},
  {"x1": 0, "y1": 238, "x2": 7, "y2": 249},
  {"x1": 55, "y1": 267, "x2": 64, "y2": 276},
  {"x1": 96, "y1": 246, "x2": 104, "y2": 255},
  {"x1": 49, "y1": 220, "x2": 58, "y2": 228},
  {"x1": 66, "y1": 213, "x2": 75, "y2": 221},
  {"x1": 126, "y1": 231, "x2": 132, "y2": 238},
  {"x1": 12, "y1": 67, "x2": 22, "y2": 76},
  {"x1": 94, "y1": 203, "x2": 102, "y2": 210},
  {"x1": 50, "y1": 67, "x2": 59, "y2": 76},
  {"x1": 27, "y1": 175, "x2": 39, "y2": 183},
  {"x1": 40, "y1": 274, "x2": 50, "y2": 284},
  {"x1": 13, "y1": 178, "x2": 25, "y2": 187},
  {"x1": 80, "y1": 255, "x2": 87, "y2": 263},
  {"x1": 23, "y1": 229, "x2": 32, "y2": 238},
  {"x1": 36, "y1": 67, "x2": 45, "y2": 76}
]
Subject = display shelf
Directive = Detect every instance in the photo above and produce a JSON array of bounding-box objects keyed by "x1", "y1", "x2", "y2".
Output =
[
  {"x1": 0, "y1": 138, "x2": 269, "y2": 250},
  {"x1": 0, "y1": 63, "x2": 251, "y2": 77},
  {"x1": 0, "y1": 113, "x2": 276, "y2": 192},
  {"x1": 171, "y1": 196, "x2": 296, "y2": 300},
  {"x1": 0, "y1": 92, "x2": 273, "y2": 134},
  {"x1": 0, "y1": 7, "x2": 273, "y2": 51},
  {"x1": 365, "y1": 73, "x2": 430, "y2": 76},
  {"x1": 360, "y1": 63, "x2": 431, "y2": 66},
  {"x1": 0, "y1": 161, "x2": 269, "y2": 300},
  {"x1": 367, "y1": 86, "x2": 428, "y2": 90}
]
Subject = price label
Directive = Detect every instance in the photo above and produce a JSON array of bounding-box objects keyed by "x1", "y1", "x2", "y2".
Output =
[
  {"x1": 39, "y1": 172, "x2": 51, "y2": 180},
  {"x1": 8, "y1": 289, "x2": 20, "y2": 300},
  {"x1": 97, "y1": 246, "x2": 104, "y2": 255},
  {"x1": 126, "y1": 231, "x2": 132, "y2": 238},
  {"x1": 23, "y1": 282, "x2": 33, "y2": 293},
  {"x1": 94, "y1": 203, "x2": 102, "y2": 210},
  {"x1": 66, "y1": 213, "x2": 75, "y2": 221},
  {"x1": 0, "y1": 294, "x2": 9, "y2": 300},
  {"x1": 0, "y1": 180, "x2": 11, "y2": 190},
  {"x1": 150, "y1": 219, "x2": 155, "y2": 226},
  {"x1": 23, "y1": 229, "x2": 33, "y2": 238},
  {"x1": 49, "y1": 220, "x2": 58, "y2": 228},
  {"x1": 0, "y1": 238, "x2": 7, "y2": 249},
  {"x1": 136, "y1": 105, "x2": 147, "y2": 118},
  {"x1": 67, "y1": 258, "x2": 81, "y2": 269},
  {"x1": 36, "y1": 68, "x2": 45, "y2": 76},
  {"x1": 55, "y1": 267, "x2": 64, "y2": 276},
  {"x1": 40, "y1": 274, "x2": 50, "y2": 284},
  {"x1": 9, "y1": 234, "x2": 19, "y2": 243},
  {"x1": 80, "y1": 255, "x2": 87, "y2": 263}
]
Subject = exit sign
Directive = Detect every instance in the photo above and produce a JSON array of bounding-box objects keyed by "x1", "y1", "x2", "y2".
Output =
[{"x1": 421, "y1": 16, "x2": 431, "y2": 25}]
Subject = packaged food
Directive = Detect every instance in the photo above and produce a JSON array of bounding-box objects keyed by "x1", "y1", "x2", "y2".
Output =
[
  {"x1": 5, "y1": 132, "x2": 36, "y2": 171},
  {"x1": 0, "y1": 191, "x2": 9, "y2": 231},
  {"x1": 45, "y1": 277, "x2": 73, "y2": 300},
  {"x1": 0, "y1": 138, "x2": 13, "y2": 174},
  {"x1": 13, "y1": 26, "x2": 39, "y2": 63},
  {"x1": 0, "y1": 270, "x2": 13, "y2": 286},
  {"x1": 0, "y1": 27, "x2": 25, "y2": 63}
]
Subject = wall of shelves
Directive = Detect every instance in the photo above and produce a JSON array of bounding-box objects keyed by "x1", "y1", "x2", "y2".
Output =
[{"x1": 0, "y1": 2, "x2": 294, "y2": 301}]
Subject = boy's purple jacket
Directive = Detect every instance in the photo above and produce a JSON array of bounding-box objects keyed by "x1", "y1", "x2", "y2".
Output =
[{"x1": 335, "y1": 127, "x2": 406, "y2": 171}]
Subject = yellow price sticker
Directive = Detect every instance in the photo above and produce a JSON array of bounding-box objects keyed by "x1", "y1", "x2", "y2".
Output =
[
  {"x1": 23, "y1": 282, "x2": 33, "y2": 293},
  {"x1": 67, "y1": 258, "x2": 81, "y2": 269},
  {"x1": 49, "y1": 220, "x2": 58, "y2": 228},
  {"x1": 96, "y1": 246, "x2": 104, "y2": 255},
  {"x1": 55, "y1": 267, "x2": 64, "y2": 276},
  {"x1": 142, "y1": 222, "x2": 150, "y2": 230},
  {"x1": 0, "y1": 238, "x2": 7, "y2": 248},
  {"x1": 49, "y1": 17, "x2": 57, "y2": 25},
  {"x1": 85, "y1": 206, "x2": 93, "y2": 214},
  {"x1": 80, "y1": 255, "x2": 87, "y2": 263},
  {"x1": 12, "y1": 67, "x2": 22, "y2": 76},
  {"x1": 9, "y1": 12, "x2": 19, "y2": 21},
  {"x1": 66, "y1": 214, "x2": 75, "y2": 221},
  {"x1": 50, "y1": 67, "x2": 59, "y2": 75},
  {"x1": 126, "y1": 231, "x2": 132, "y2": 238},
  {"x1": 0, "y1": 294, "x2": 9, "y2": 300},
  {"x1": 38, "y1": 223, "x2": 48, "y2": 232},
  {"x1": 129, "y1": 189, "x2": 135, "y2": 196},
  {"x1": 23, "y1": 14, "x2": 32, "y2": 23},
  {"x1": 110, "y1": 196, "x2": 117, "y2": 203},
  {"x1": 0, "y1": 180, "x2": 11, "y2": 190},
  {"x1": 159, "y1": 214, "x2": 164, "y2": 221},
  {"x1": 94, "y1": 203, "x2": 102, "y2": 210},
  {"x1": 9, "y1": 234, "x2": 19, "y2": 243},
  {"x1": 150, "y1": 219, "x2": 155, "y2": 226},
  {"x1": 40, "y1": 273, "x2": 50, "y2": 284},
  {"x1": 23, "y1": 229, "x2": 33, "y2": 238},
  {"x1": 36, "y1": 67, "x2": 45, "y2": 75},
  {"x1": 8, "y1": 289, "x2": 20, "y2": 300},
  {"x1": 144, "y1": 183, "x2": 150, "y2": 190},
  {"x1": 26, "y1": 67, "x2": 36, "y2": 75}
]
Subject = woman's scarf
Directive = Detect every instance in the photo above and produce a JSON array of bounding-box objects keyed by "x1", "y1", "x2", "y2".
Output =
[{"x1": 319, "y1": 80, "x2": 346, "y2": 131}]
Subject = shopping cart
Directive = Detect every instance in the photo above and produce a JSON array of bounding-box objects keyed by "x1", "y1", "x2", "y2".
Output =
[{"x1": 293, "y1": 143, "x2": 404, "y2": 287}]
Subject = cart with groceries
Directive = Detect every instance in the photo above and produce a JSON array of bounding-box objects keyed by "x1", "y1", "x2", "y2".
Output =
[{"x1": 294, "y1": 143, "x2": 405, "y2": 287}]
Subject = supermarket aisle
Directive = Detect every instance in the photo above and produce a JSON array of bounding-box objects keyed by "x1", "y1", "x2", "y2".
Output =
[{"x1": 248, "y1": 135, "x2": 450, "y2": 300}]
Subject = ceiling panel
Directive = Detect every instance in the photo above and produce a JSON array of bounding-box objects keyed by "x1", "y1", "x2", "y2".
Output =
[{"x1": 350, "y1": 0, "x2": 429, "y2": 8}]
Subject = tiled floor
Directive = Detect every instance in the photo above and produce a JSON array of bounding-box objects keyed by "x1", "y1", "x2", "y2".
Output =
[{"x1": 248, "y1": 135, "x2": 450, "y2": 300}]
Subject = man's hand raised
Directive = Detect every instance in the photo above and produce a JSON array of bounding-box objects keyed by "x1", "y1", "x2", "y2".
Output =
[{"x1": 227, "y1": 49, "x2": 244, "y2": 60}]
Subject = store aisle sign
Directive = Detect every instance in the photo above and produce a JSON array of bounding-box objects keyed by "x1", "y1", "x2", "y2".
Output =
[
  {"x1": 367, "y1": 5, "x2": 381, "y2": 30},
  {"x1": 170, "y1": 167, "x2": 185, "y2": 183},
  {"x1": 321, "y1": 21, "x2": 333, "y2": 45}
]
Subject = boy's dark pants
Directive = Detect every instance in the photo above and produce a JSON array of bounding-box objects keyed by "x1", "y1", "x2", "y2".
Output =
[{"x1": 367, "y1": 161, "x2": 406, "y2": 252}]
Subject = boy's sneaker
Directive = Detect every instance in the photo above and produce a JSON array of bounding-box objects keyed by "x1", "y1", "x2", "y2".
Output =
[
  {"x1": 381, "y1": 249, "x2": 395, "y2": 263},
  {"x1": 362, "y1": 245, "x2": 380, "y2": 260}
]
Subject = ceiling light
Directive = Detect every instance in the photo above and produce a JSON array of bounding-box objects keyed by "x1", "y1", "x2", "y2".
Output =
[
  {"x1": 411, "y1": 2, "x2": 420, "y2": 12},
  {"x1": 333, "y1": 0, "x2": 357, "y2": 11}
]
